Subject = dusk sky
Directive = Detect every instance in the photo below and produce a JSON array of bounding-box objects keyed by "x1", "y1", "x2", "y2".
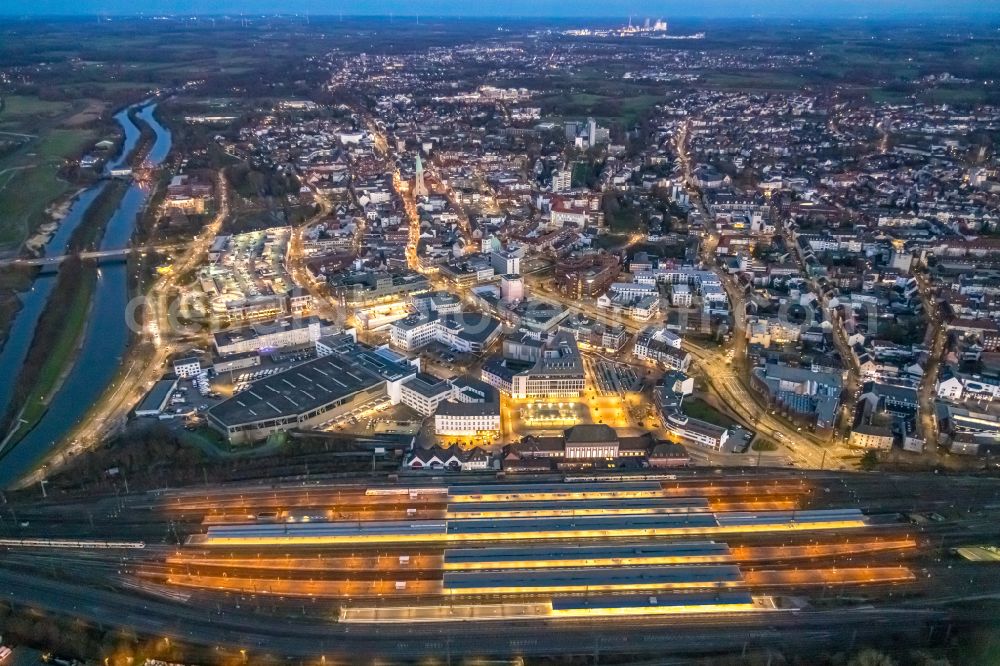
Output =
[{"x1": 1, "y1": 0, "x2": 999, "y2": 18}]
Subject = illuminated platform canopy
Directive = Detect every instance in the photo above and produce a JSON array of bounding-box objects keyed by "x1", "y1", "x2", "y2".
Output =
[
  {"x1": 443, "y1": 541, "x2": 733, "y2": 570},
  {"x1": 446, "y1": 481, "x2": 667, "y2": 502},
  {"x1": 338, "y1": 592, "x2": 770, "y2": 623},
  {"x1": 198, "y1": 508, "x2": 867, "y2": 546},
  {"x1": 550, "y1": 592, "x2": 758, "y2": 616},
  {"x1": 442, "y1": 564, "x2": 745, "y2": 594},
  {"x1": 445, "y1": 496, "x2": 713, "y2": 519}
]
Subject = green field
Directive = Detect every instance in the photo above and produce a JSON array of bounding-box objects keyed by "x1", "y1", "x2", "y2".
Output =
[
  {"x1": 682, "y1": 397, "x2": 739, "y2": 429},
  {"x1": 0, "y1": 165, "x2": 70, "y2": 248},
  {"x1": 751, "y1": 439, "x2": 778, "y2": 452},
  {"x1": 34, "y1": 128, "x2": 95, "y2": 160},
  {"x1": 0, "y1": 94, "x2": 100, "y2": 252},
  {"x1": 0, "y1": 265, "x2": 34, "y2": 341},
  {"x1": 538, "y1": 91, "x2": 662, "y2": 125},
  {"x1": 0, "y1": 95, "x2": 72, "y2": 128},
  {"x1": 0, "y1": 128, "x2": 96, "y2": 250}
]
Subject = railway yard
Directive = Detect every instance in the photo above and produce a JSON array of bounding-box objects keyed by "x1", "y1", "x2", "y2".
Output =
[{"x1": 1, "y1": 471, "x2": 1000, "y2": 662}]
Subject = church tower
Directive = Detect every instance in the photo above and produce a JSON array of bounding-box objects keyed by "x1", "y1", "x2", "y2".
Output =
[{"x1": 414, "y1": 153, "x2": 428, "y2": 198}]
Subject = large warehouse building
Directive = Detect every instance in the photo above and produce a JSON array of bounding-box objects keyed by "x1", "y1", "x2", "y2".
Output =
[{"x1": 207, "y1": 341, "x2": 417, "y2": 444}]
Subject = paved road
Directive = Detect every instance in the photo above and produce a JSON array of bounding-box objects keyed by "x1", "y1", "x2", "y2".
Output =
[
  {"x1": 915, "y1": 272, "x2": 946, "y2": 450},
  {"x1": 14, "y1": 170, "x2": 231, "y2": 489}
]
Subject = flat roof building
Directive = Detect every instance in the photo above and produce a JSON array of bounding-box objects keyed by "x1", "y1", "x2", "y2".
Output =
[
  {"x1": 511, "y1": 331, "x2": 586, "y2": 399},
  {"x1": 435, "y1": 378, "x2": 502, "y2": 437},
  {"x1": 135, "y1": 378, "x2": 179, "y2": 417},
  {"x1": 214, "y1": 316, "x2": 331, "y2": 357},
  {"x1": 400, "y1": 372, "x2": 455, "y2": 417},
  {"x1": 390, "y1": 311, "x2": 502, "y2": 354},
  {"x1": 662, "y1": 411, "x2": 730, "y2": 452},
  {"x1": 751, "y1": 362, "x2": 843, "y2": 431},
  {"x1": 331, "y1": 270, "x2": 430, "y2": 307},
  {"x1": 207, "y1": 342, "x2": 416, "y2": 444}
]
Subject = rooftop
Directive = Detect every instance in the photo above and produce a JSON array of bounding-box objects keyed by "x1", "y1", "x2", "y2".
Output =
[
  {"x1": 521, "y1": 331, "x2": 584, "y2": 378},
  {"x1": 208, "y1": 343, "x2": 413, "y2": 427},
  {"x1": 213, "y1": 316, "x2": 325, "y2": 349},
  {"x1": 404, "y1": 373, "x2": 454, "y2": 399},
  {"x1": 442, "y1": 541, "x2": 729, "y2": 565},
  {"x1": 565, "y1": 423, "x2": 618, "y2": 444},
  {"x1": 442, "y1": 564, "x2": 744, "y2": 590}
]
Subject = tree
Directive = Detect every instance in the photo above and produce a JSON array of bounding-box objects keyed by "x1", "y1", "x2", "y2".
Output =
[
  {"x1": 849, "y1": 648, "x2": 897, "y2": 666},
  {"x1": 860, "y1": 449, "x2": 879, "y2": 471},
  {"x1": 752, "y1": 439, "x2": 778, "y2": 452}
]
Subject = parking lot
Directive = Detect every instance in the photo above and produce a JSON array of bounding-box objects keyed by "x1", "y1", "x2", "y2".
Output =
[
  {"x1": 318, "y1": 396, "x2": 394, "y2": 431},
  {"x1": 584, "y1": 356, "x2": 643, "y2": 396}
]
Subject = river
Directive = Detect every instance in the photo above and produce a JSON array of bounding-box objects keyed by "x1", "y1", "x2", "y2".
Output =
[{"x1": 0, "y1": 101, "x2": 172, "y2": 487}]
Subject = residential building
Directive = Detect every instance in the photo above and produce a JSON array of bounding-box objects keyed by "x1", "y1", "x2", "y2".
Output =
[
  {"x1": 552, "y1": 168, "x2": 572, "y2": 192},
  {"x1": 173, "y1": 357, "x2": 202, "y2": 379},
  {"x1": 849, "y1": 423, "x2": 895, "y2": 451},
  {"x1": 554, "y1": 253, "x2": 621, "y2": 299},
  {"x1": 635, "y1": 326, "x2": 690, "y2": 371}
]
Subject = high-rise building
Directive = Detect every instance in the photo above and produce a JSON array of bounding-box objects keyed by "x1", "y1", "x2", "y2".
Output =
[
  {"x1": 414, "y1": 153, "x2": 428, "y2": 198},
  {"x1": 490, "y1": 247, "x2": 523, "y2": 275},
  {"x1": 552, "y1": 167, "x2": 572, "y2": 192},
  {"x1": 500, "y1": 274, "x2": 525, "y2": 304}
]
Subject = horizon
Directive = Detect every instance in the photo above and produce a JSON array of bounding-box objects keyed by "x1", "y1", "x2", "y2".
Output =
[{"x1": 3, "y1": 0, "x2": 1000, "y2": 19}]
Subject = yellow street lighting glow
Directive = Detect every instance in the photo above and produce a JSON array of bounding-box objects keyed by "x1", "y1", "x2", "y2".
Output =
[
  {"x1": 444, "y1": 507, "x2": 716, "y2": 520},
  {"x1": 549, "y1": 601, "x2": 758, "y2": 618},
  {"x1": 338, "y1": 597, "x2": 773, "y2": 623},
  {"x1": 199, "y1": 519, "x2": 869, "y2": 547},
  {"x1": 444, "y1": 554, "x2": 734, "y2": 571},
  {"x1": 447, "y1": 489, "x2": 667, "y2": 502},
  {"x1": 444, "y1": 581, "x2": 742, "y2": 595}
]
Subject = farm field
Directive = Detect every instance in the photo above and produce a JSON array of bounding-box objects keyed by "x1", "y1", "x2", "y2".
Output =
[{"x1": 0, "y1": 95, "x2": 106, "y2": 253}]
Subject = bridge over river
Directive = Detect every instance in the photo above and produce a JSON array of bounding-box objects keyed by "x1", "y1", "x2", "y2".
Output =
[{"x1": 0, "y1": 243, "x2": 187, "y2": 267}]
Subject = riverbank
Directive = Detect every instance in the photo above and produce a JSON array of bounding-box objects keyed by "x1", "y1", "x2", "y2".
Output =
[
  {"x1": 0, "y1": 103, "x2": 152, "y2": 443},
  {"x1": 0, "y1": 172, "x2": 129, "y2": 441},
  {"x1": 24, "y1": 187, "x2": 89, "y2": 256},
  {"x1": 125, "y1": 106, "x2": 156, "y2": 167},
  {"x1": 25, "y1": 168, "x2": 221, "y2": 491},
  {"x1": 0, "y1": 100, "x2": 173, "y2": 489},
  {"x1": 1, "y1": 260, "x2": 96, "y2": 446},
  {"x1": 67, "y1": 179, "x2": 130, "y2": 251},
  {"x1": 0, "y1": 265, "x2": 36, "y2": 350}
]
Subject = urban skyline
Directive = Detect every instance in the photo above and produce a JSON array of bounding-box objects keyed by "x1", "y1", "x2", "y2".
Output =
[
  {"x1": 1, "y1": 9, "x2": 1000, "y2": 666},
  {"x1": 2, "y1": 0, "x2": 1000, "y2": 18}
]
